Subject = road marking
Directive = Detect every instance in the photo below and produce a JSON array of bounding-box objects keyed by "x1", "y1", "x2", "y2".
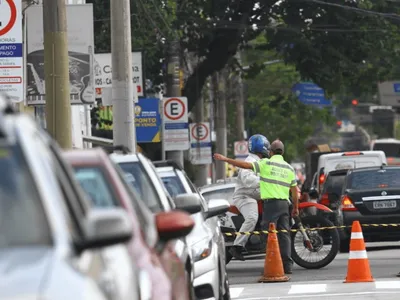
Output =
[
  {"x1": 375, "y1": 280, "x2": 400, "y2": 289},
  {"x1": 288, "y1": 284, "x2": 327, "y2": 294},
  {"x1": 230, "y1": 287, "x2": 244, "y2": 298},
  {"x1": 238, "y1": 291, "x2": 400, "y2": 300}
]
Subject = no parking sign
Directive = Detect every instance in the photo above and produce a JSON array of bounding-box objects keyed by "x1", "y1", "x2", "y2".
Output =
[
  {"x1": 162, "y1": 97, "x2": 190, "y2": 151},
  {"x1": 234, "y1": 140, "x2": 249, "y2": 159},
  {"x1": 0, "y1": 0, "x2": 23, "y2": 102},
  {"x1": 189, "y1": 122, "x2": 212, "y2": 165}
]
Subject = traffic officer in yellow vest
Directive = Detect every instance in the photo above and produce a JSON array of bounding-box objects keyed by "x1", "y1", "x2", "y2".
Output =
[{"x1": 214, "y1": 139, "x2": 299, "y2": 274}]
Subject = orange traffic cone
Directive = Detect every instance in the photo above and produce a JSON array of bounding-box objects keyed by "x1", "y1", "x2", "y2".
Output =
[
  {"x1": 258, "y1": 223, "x2": 290, "y2": 283},
  {"x1": 344, "y1": 220, "x2": 374, "y2": 283}
]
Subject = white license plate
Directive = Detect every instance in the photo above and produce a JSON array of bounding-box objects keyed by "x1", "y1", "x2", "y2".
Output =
[{"x1": 373, "y1": 200, "x2": 397, "y2": 209}]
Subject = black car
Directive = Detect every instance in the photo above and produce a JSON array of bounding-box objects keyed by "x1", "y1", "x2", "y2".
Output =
[{"x1": 337, "y1": 165, "x2": 400, "y2": 252}]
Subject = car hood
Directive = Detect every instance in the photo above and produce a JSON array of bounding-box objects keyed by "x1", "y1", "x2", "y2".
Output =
[
  {"x1": 186, "y1": 213, "x2": 211, "y2": 246},
  {"x1": 0, "y1": 247, "x2": 53, "y2": 299}
]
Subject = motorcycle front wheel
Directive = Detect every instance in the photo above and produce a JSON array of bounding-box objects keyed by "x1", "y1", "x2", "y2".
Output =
[{"x1": 291, "y1": 215, "x2": 339, "y2": 269}]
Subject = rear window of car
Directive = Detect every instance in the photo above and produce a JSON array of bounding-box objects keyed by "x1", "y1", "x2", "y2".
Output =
[
  {"x1": 73, "y1": 166, "x2": 119, "y2": 208},
  {"x1": 202, "y1": 187, "x2": 235, "y2": 203},
  {"x1": 348, "y1": 169, "x2": 400, "y2": 190},
  {"x1": 0, "y1": 144, "x2": 51, "y2": 248},
  {"x1": 321, "y1": 173, "x2": 347, "y2": 196},
  {"x1": 117, "y1": 161, "x2": 163, "y2": 213},
  {"x1": 159, "y1": 175, "x2": 186, "y2": 198}
]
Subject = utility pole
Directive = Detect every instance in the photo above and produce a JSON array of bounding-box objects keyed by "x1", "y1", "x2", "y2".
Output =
[
  {"x1": 165, "y1": 39, "x2": 184, "y2": 167},
  {"x1": 43, "y1": 0, "x2": 72, "y2": 149},
  {"x1": 214, "y1": 70, "x2": 227, "y2": 180},
  {"x1": 193, "y1": 95, "x2": 208, "y2": 186},
  {"x1": 110, "y1": 0, "x2": 136, "y2": 153},
  {"x1": 235, "y1": 53, "x2": 245, "y2": 140}
]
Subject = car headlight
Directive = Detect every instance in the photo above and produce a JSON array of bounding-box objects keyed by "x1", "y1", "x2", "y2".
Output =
[
  {"x1": 139, "y1": 269, "x2": 152, "y2": 300},
  {"x1": 192, "y1": 239, "x2": 213, "y2": 262}
]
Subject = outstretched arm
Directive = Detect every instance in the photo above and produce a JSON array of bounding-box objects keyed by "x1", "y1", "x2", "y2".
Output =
[{"x1": 213, "y1": 153, "x2": 253, "y2": 169}]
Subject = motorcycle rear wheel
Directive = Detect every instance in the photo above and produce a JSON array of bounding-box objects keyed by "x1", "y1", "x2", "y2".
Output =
[{"x1": 291, "y1": 215, "x2": 339, "y2": 269}]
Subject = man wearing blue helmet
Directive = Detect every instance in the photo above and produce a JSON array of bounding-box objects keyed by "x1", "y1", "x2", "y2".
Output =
[{"x1": 229, "y1": 134, "x2": 270, "y2": 261}]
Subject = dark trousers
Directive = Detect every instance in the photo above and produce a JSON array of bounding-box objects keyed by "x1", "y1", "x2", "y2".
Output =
[{"x1": 261, "y1": 200, "x2": 293, "y2": 267}]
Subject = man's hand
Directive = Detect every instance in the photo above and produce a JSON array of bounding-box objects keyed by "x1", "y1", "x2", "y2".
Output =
[
  {"x1": 214, "y1": 153, "x2": 227, "y2": 161},
  {"x1": 291, "y1": 206, "x2": 299, "y2": 217}
]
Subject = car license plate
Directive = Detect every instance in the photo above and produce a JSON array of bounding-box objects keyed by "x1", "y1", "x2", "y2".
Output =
[{"x1": 373, "y1": 200, "x2": 397, "y2": 209}]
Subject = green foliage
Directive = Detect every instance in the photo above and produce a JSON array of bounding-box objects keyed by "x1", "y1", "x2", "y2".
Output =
[
  {"x1": 243, "y1": 58, "x2": 335, "y2": 161},
  {"x1": 87, "y1": 0, "x2": 168, "y2": 86},
  {"x1": 177, "y1": 0, "x2": 400, "y2": 111}
]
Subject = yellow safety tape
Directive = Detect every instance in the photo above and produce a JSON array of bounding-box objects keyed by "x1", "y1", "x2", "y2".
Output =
[{"x1": 223, "y1": 223, "x2": 400, "y2": 236}]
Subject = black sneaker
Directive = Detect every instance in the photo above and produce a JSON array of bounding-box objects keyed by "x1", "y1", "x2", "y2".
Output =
[
  {"x1": 229, "y1": 246, "x2": 245, "y2": 261},
  {"x1": 284, "y1": 265, "x2": 293, "y2": 274}
]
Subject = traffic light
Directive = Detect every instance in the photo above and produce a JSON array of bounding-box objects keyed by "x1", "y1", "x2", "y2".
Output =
[
  {"x1": 336, "y1": 120, "x2": 342, "y2": 128},
  {"x1": 351, "y1": 99, "x2": 358, "y2": 106}
]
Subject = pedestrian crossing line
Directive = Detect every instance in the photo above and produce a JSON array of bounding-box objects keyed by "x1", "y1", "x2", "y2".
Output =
[
  {"x1": 230, "y1": 287, "x2": 244, "y2": 299},
  {"x1": 288, "y1": 283, "x2": 327, "y2": 294},
  {"x1": 375, "y1": 280, "x2": 400, "y2": 289}
]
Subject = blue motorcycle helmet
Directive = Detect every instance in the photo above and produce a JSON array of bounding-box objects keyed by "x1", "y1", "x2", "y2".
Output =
[{"x1": 248, "y1": 134, "x2": 270, "y2": 158}]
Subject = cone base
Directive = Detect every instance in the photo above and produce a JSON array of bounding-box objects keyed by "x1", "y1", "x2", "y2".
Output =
[
  {"x1": 344, "y1": 277, "x2": 374, "y2": 283},
  {"x1": 258, "y1": 275, "x2": 290, "y2": 283}
]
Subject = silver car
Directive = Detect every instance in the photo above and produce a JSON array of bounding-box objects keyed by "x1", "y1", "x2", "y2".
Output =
[
  {"x1": 154, "y1": 161, "x2": 231, "y2": 300},
  {"x1": 0, "y1": 95, "x2": 144, "y2": 300}
]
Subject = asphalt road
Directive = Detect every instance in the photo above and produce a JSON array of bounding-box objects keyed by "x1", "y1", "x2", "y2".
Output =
[{"x1": 227, "y1": 242, "x2": 400, "y2": 299}]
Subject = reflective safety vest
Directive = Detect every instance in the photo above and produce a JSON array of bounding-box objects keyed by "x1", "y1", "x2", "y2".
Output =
[
  {"x1": 251, "y1": 155, "x2": 296, "y2": 200},
  {"x1": 98, "y1": 106, "x2": 113, "y2": 130}
]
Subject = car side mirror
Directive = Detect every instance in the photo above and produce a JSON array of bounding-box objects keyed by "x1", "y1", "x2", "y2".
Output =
[
  {"x1": 206, "y1": 199, "x2": 230, "y2": 219},
  {"x1": 156, "y1": 211, "x2": 195, "y2": 241},
  {"x1": 308, "y1": 188, "x2": 319, "y2": 199},
  {"x1": 78, "y1": 208, "x2": 133, "y2": 251},
  {"x1": 174, "y1": 193, "x2": 202, "y2": 214}
]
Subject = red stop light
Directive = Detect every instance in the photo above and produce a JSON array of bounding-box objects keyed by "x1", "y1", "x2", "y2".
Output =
[
  {"x1": 336, "y1": 120, "x2": 342, "y2": 126},
  {"x1": 352, "y1": 99, "x2": 358, "y2": 106}
]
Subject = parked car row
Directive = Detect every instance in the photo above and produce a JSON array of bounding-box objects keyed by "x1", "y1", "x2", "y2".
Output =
[
  {"x1": 0, "y1": 94, "x2": 231, "y2": 300},
  {"x1": 307, "y1": 150, "x2": 400, "y2": 252}
]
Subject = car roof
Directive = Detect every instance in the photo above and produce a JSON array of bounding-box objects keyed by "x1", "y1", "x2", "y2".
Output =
[
  {"x1": 156, "y1": 166, "x2": 174, "y2": 173},
  {"x1": 348, "y1": 165, "x2": 400, "y2": 174},
  {"x1": 109, "y1": 152, "x2": 141, "y2": 163},
  {"x1": 199, "y1": 182, "x2": 236, "y2": 193},
  {"x1": 319, "y1": 150, "x2": 385, "y2": 160},
  {"x1": 62, "y1": 148, "x2": 109, "y2": 165}
]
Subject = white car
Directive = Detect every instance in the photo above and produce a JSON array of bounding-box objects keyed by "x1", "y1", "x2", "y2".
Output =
[
  {"x1": 153, "y1": 161, "x2": 231, "y2": 300},
  {"x1": 199, "y1": 181, "x2": 238, "y2": 232}
]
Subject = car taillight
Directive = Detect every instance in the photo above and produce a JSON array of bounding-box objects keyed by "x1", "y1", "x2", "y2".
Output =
[
  {"x1": 320, "y1": 193, "x2": 330, "y2": 206},
  {"x1": 341, "y1": 195, "x2": 356, "y2": 211},
  {"x1": 319, "y1": 174, "x2": 325, "y2": 185}
]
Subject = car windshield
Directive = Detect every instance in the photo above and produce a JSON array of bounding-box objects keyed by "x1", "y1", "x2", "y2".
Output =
[
  {"x1": 72, "y1": 166, "x2": 119, "y2": 208},
  {"x1": 202, "y1": 187, "x2": 235, "y2": 203},
  {"x1": 118, "y1": 161, "x2": 163, "y2": 213},
  {"x1": 159, "y1": 174, "x2": 186, "y2": 197},
  {"x1": 0, "y1": 144, "x2": 51, "y2": 248},
  {"x1": 373, "y1": 143, "x2": 400, "y2": 158},
  {"x1": 322, "y1": 173, "x2": 346, "y2": 196},
  {"x1": 348, "y1": 169, "x2": 400, "y2": 190}
]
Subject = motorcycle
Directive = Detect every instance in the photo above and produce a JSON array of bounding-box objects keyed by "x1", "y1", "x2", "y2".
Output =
[{"x1": 220, "y1": 201, "x2": 340, "y2": 269}]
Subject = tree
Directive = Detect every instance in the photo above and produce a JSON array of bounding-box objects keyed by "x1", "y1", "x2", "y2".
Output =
[
  {"x1": 87, "y1": 0, "x2": 169, "y2": 88},
  {"x1": 239, "y1": 52, "x2": 335, "y2": 161},
  {"x1": 176, "y1": 0, "x2": 400, "y2": 111}
]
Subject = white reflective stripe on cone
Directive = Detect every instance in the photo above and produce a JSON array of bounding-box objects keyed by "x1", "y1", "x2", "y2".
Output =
[
  {"x1": 351, "y1": 232, "x2": 364, "y2": 239},
  {"x1": 349, "y1": 250, "x2": 368, "y2": 259}
]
